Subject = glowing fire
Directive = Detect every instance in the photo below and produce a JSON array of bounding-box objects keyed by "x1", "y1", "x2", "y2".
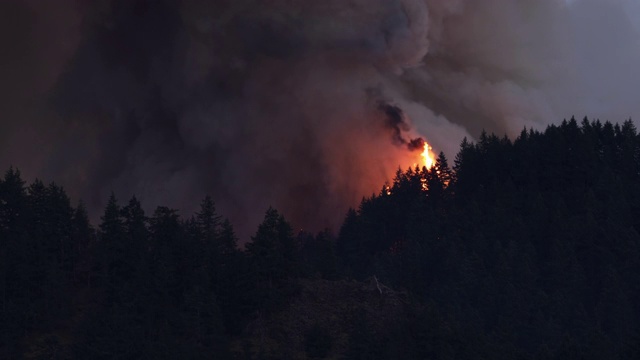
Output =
[{"x1": 421, "y1": 141, "x2": 436, "y2": 169}]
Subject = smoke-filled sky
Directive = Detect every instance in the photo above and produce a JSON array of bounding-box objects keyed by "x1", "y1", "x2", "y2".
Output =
[{"x1": 1, "y1": 0, "x2": 639, "y2": 238}]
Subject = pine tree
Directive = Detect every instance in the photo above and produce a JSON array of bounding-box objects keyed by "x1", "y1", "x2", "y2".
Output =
[
  {"x1": 246, "y1": 208, "x2": 299, "y2": 311},
  {"x1": 99, "y1": 193, "x2": 124, "y2": 243},
  {"x1": 0, "y1": 168, "x2": 28, "y2": 357},
  {"x1": 219, "y1": 218, "x2": 238, "y2": 256},
  {"x1": 98, "y1": 193, "x2": 126, "y2": 303},
  {"x1": 71, "y1": 201, "x2": 93, "y2": 285},
  {"x1": 121, "y1": 196, "x2": 147, "y2": 244},
  {"x1": 426, "y1": 152, "x2": 453, "y2": 202},
  {"x1": 196, "y1": 195, "x2": 221, "y2": 243},
  {"x1": 0, "y1": 168, "x2": 27, "y2": 234},
  {"x1": 246, "y1": 207, "x2": 298, "y2": 282}
]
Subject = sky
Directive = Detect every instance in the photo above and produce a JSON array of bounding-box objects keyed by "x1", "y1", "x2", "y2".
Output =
[{"x1": 1, "y1": 0, "x2": 640, "y2": 238}]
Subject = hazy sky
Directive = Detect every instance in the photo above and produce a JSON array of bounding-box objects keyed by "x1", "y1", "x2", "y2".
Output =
[{"x1": 1, "y1": 0, "x2": 639, "y2": 238}]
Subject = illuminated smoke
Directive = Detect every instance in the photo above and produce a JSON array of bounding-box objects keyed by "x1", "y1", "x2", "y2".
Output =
[{"x1": 1, "y1": 0, "x2": 639, "y2": 238}]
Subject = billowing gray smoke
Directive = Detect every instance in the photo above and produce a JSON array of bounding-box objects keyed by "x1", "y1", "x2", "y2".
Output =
[{"x1": 1, "y1": 0, "x2": 639, "y2": 238}]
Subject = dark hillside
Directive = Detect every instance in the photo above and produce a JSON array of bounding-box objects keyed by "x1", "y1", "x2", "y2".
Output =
[{"x1": 2, "y1": 117, "x2": 640, "y2": 359}]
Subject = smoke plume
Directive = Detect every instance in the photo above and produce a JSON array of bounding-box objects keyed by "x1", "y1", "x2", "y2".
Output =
[{"x1": 1, "y1": 0, "x2": 639, "y2": 238}]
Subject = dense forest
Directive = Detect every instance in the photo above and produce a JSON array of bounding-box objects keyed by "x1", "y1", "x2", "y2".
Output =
[{"x1": 2, "y1": 117, "x2": 640, "y2": 359}]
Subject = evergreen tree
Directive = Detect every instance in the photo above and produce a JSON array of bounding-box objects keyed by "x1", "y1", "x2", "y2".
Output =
[
  {"x1": 219, "y1": 218, "x2": 238, "y2": 256},
  {"x1": 99, "y1": 193, "x2": 124, "y2": 243},
  {"x1": 98, "y1": 193, "x2": 126, "y2": 303},
  {"x1": 71, "y1": 201, "x2": 93, "y2": 285},
  {"x1": 0, "y1": 168, "x2": 28, "y2": 358},
  {"x1": 246, "y1": 207, "x2": 298, "y2": 282},
  {"x1": 196, "y1": 195, "x2": 221, "y2": 243},
  {"x1": 246, "y1": 207, "x2": 299, "y2": 311}
]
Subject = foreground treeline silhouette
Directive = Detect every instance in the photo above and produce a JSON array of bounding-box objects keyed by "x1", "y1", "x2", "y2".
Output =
[{"x1": 2, "y1": 117, "x2": 640, "y2": 358}]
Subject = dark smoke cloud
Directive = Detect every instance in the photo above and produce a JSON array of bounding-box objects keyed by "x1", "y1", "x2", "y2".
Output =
[
  {"x1": 407, "y1": 138, "x2": 426, "y2": 153},
  {"x1": 379, "y1": 103, "x2": 410, "y2": 146},
  {"x1": 379, "y1": 102, "x2": 427, "y2": 153},
  {"x1": 1, "y1": 0, "x2": 639, "y2": 239}
]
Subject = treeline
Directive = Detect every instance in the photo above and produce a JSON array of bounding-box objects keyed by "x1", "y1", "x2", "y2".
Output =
[
  {"x1": 1, "y1": 117, "x2": 640, "y2": 359},
  {"x1": 337, "y1": 117, "x2": 640, "y2": 359},
  {"x1": 0, "y1": 172, "x2": 335, "y2": 358}
]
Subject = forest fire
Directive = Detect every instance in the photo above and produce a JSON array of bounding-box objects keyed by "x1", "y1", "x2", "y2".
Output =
[
  {"x1": 420, "y1": 141, "x2": 436, "y2": 169},
  {"x1": 421, "y1": 141, "x2": 435, "y2": 169},
  {"x1": 379, "y1": 102, "x2": 436, "y2": 169},
  {"x1": 407, "y1": 137, "x2": 436, "y2": 169}
]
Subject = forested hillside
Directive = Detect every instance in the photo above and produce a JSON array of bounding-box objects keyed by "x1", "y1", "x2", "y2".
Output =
[{"x1": 2, "y1": 117, "x2": 640, "y2": 359}]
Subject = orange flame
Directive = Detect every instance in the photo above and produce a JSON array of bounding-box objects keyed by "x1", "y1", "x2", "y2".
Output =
[{"x1": 421, "y1": 141, "x2": 436, "y2": 169}]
